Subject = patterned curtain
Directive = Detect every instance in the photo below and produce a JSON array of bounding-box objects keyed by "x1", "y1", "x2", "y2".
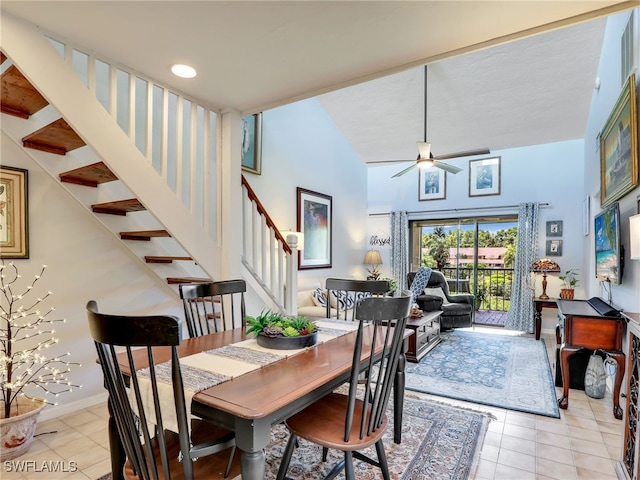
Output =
[
  {"x1": 390, "y1": 211, "x2": 409, "y2": 293},
  {"x1": 505, "y1": 203, "x2": 540, "y2": 332}
]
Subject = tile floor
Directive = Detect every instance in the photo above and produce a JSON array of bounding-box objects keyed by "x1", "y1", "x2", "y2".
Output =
[{"x1": 1, "y1": 328, "x2": 624, "y2": 480}]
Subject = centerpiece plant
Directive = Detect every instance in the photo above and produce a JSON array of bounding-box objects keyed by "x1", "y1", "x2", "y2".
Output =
[
  {"x1": 246, "y1": 310, "x2": 316, "y2": 338},
  {"x1": 0, "y1": 262, "x2": 81, "y2": 459}
]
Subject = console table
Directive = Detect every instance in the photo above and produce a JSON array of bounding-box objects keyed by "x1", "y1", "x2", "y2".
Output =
[
  {"x1": 556, "y1": 299, "x2": 626, "y2": 419},
  {"x1": 533, "y1": 297, "x2": 558, "y2": 340},
  {"x1": 405, "y1": 310, "x2": 442, "y2": 363}
]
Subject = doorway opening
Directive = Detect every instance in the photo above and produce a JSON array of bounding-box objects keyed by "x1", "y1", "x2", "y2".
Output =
[{"x1": 409, "y1": 215, "x2": 518, "y2": 327}]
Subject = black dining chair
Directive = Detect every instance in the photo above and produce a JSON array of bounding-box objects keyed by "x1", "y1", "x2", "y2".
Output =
[
  {"x1": 86, "y1": 300, "x2": 239, "y2": 480},
  {"x1": 276, "y1": 295, "x2": 412, "y2": 480},
  {"x1": 179, "y1": 279, "x2": 246, "y2": 337},
  {"x1": 324, "y1": 278, "x2": 389, "y2": 321}
]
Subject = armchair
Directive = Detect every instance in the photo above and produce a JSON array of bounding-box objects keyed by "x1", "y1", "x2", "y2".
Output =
[{"x1": 407, "y1": 270, "x2": 474, "y2": 330}]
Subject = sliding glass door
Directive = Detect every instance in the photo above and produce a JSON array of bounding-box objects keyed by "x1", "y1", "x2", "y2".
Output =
[{"x1": 410, "y1": 215, "x2": 517, "y2": 326}]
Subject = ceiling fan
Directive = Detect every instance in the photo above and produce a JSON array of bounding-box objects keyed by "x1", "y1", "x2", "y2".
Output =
[{"x1": 367, "y1": 65, "x2": 490, "y2": 177}]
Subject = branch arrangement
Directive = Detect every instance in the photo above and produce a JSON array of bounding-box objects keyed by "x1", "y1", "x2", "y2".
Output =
[{"x1": 0, "y1": 262, "x2": 81, "y2": 418}]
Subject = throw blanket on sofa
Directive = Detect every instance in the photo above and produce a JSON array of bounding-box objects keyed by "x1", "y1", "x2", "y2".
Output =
[{"x1": 410, "y1": 267, "x2": 432, "y2": 303}]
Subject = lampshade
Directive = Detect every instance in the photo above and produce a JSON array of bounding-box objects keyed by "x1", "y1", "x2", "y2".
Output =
[
  {"x1": 530, "y1": 258, "x2": 561, "y2": 273},
  {"x1": 630, "y1": 214, "x2": 640, "y2": 260},
  {"x1": 363, "y1": 249, "x2": 382, "y2": 266},
  {"x1": 280, "y1": 230, "x2": 304, "y2": 251}
]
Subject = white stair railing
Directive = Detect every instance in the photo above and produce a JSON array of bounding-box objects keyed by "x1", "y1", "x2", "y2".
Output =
[{"x1": 241, "y1": 176, "x2": 297, "y2": 315}]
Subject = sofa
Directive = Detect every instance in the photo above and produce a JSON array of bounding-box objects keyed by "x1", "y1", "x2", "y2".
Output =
[
  {"x1": 297, "y1": 288, "x2": 337, "y2": 318},
  {"x1": 407, "y1": 271, "x2": 474, "y2": 330}
]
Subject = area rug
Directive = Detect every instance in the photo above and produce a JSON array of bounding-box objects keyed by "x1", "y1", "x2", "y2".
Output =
[
  {"x1": 406, "y1": 330, "x2": 560, "y2": 418},
  {"x1": 96, "y1": 396, "x2": 491, "y2": 480}
]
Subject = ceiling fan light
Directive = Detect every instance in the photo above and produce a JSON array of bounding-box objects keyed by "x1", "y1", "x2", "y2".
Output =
[
  {"x1": 417, "y1": 141, "x2": 431, "y2": 159},
  {"x1": 417, "y1": 158, "x2": 434, "y2": 169}
]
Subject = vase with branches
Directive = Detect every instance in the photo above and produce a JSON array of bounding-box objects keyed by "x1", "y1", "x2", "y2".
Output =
[{"x1": 0, "y1": 262, "x2": 80, "y2": 459}]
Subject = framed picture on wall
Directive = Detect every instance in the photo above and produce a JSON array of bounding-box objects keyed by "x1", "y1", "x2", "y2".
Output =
[
  {"x1": 546, "y1": 239, "x2": 563, "y2": 256},
  {"x1": 297, "y1": 188, "x2": 332, "y2": 270},
  {"x1": 0, "y1": 166, "x2": 29, "y2": 259},
  {"x1": 546, "y1": 220, "x2": 563, "y2": 237},
  {"x1": 241, "y1": 113, "x2": 262, "y2": 174},
  {"x1": 418, "y1": 167, "x2": 446, "y2": 201},
  {"x1": 599, "y1": 73, "x2": 637, "y2": 207},
  {"x1": 469, "y1": 156, "x2": 501, "y2": 197}
]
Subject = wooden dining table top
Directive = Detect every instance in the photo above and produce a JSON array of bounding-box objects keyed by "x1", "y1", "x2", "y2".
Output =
[{"x1": 119, "y1": 322, "x2": 409, "y2": 421}]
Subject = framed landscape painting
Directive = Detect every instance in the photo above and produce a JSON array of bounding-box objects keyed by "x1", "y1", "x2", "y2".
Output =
[
  {"x1": 469, "y1": 156, "x2": 501, "y2": 197},
  {"x1": 600, "y1": 73, "x2": 637, "y2": 207},
  {"x1": 241, "y1": 113, "x2": 262, "y2": 174},
  {"x1": 418, "y1": 167, "x2": 446, "y2": 201},
  {"x1": 0, "y1": 166, "x2": 29, "y2": 259},
  {"x1": 297, "y1": 188, "x2": 332, "y2": 270}
]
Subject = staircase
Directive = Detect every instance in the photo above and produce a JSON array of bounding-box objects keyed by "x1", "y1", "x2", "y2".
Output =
[{"x1": 1, "y1": 14, "x2": 297, "y2": 315}]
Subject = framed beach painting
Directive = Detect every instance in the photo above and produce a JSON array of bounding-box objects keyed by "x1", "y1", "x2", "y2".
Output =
[
  {"x1": 418, "y1": 167, "x2": 446, "y2": 201},
  {"x1": 469, "y1": 156, "x2": 501, "y2": 197},
  {"x1": 241, "y1": 113, "x2": 262, "y2": 174},
  {"x1": 600, "y1": 74, "x2": 637, "y2": 207},
  {"x1": 0, "y1": 166, "x2": 29, "y2": 259},
  {"x1": 297, "y1": 188, "x2": 332, "y2": 270}
]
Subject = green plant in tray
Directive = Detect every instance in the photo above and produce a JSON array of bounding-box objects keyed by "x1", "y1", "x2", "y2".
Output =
[{"x1": 245, "y1": 310, "x2": 317, "y2": 338}]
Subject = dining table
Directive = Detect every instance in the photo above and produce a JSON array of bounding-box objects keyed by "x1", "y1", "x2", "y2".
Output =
[{"x1": 111, "y1": 320, "x2": 411, "y2": 480}]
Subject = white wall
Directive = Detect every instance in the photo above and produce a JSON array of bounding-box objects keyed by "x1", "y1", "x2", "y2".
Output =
[
  {"x1": 584, "y1": 8, "x2": 640, "y2": 315},
  {"x1": 245, "y1": 98, "x2": 369, "y2": 288},
  {"x1": 1, "y1": 132, "x2": 183, "y2": 417}
]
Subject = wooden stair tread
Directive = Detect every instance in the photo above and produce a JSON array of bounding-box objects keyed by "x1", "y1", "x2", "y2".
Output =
[
  {"x1": 145, "y1": 256, "x2": 193, "y2": 264},
  {"x1": 91, "y1": 198, "x2": 145, "y2": 216},
  {"x1": 0, "y1": 53, "x2": 7, "y2": 64},
  {"x1": 59, "y1": 161, "x2": 118, "y2": 187},
  {"x1": 120, "y1": 230, "x2": 171, "y2": 241},
  {"x1": 1, "y1": 64, "x2": 49, "y2": 119},
  {"x1": 22, "y1": 118, "x2": 86, "y2": 155},
  {"x1": 167, "y1": 277, "x2": 211, "y2": 285}
]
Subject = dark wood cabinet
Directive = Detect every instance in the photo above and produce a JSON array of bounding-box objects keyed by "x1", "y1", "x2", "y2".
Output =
[{"x1": 405, "y1": 310, "x2": 442, "y2": 363}]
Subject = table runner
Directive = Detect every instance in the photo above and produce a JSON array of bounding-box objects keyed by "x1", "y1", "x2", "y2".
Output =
[{"x1": 134, "y1": 319, "x2": 360, "y2": 432}]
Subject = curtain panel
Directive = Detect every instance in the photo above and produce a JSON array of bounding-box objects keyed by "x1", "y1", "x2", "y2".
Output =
[{"x1": 390, "y1": 211, "x2": 409, "y2": 293}]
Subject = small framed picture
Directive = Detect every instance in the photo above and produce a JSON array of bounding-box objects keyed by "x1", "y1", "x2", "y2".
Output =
[
  {"x1": 418, "y1": 167, "x2": 446, "y2": 201},
  {"x1": 583, "y1": 198, "x2": 590, "y2": 236},
  {"x1": 469, "y1": 156, "x2": 500, "y2": 197},
  {"x1": 0, "y1": 166, "x2": 29, "y2": 259},
  {"x1": 546, "y1": 239, "x2": 563, "y2": 256},
  {"x1": 546, "y1": 220, "x2": 563, "y2": 237},
  {"x1": 241, "y1": 113, "x2": 262, "y2": 175}
]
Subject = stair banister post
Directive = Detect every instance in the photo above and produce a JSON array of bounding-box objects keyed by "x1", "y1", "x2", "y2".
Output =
[{"x1": 285, "y1": 234, "x2": 299, "y2": 316}]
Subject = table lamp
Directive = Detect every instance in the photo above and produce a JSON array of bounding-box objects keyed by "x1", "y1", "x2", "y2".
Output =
[
  {"x1": 363, "y1": 249, "x2": 382, "y2": 280},
  {"x1": 531, "y1": 258, "x2": 561, "y2": 299}
]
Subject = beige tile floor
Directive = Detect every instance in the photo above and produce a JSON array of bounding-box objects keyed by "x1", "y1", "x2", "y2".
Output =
[{"x1": 1, "y1": 329, "x2": 624, "y2": 480}]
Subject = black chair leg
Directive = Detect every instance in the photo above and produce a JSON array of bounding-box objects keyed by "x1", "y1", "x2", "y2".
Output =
[
  {"x1": 322, "y1": 446, "x2": 328, "y2": 461},
  {"x1": 224, "y1": 445, "x2": 236, "y2": 478},
  {"x1": 344, "y1": 451, "x2": 355, "y2": 480},
  {"x1": 276, "y1": 434, "x2": 298, "y2": 480},
  {"x1": 375, "y1": 439, "x2": 391, "y2": 480}
]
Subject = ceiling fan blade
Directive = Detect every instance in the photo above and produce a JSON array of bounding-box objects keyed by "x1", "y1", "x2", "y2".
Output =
[
  {"x1": 433, "y1": 160, "x2": 463, "y2": 174},
  {"x1": 391, "y1": 163, "x2": 418, "y2": 178},
  {"x1": 432, "y1": 148, "x2": 491, "y2": 160},
  {"x1": 365, "y1": 159, "x2": 414, "y2": 166}
]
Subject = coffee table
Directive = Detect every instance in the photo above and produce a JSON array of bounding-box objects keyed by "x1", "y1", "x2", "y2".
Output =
[{"x1": 405, "y1": 310, "x2": 442, "y2": 362}]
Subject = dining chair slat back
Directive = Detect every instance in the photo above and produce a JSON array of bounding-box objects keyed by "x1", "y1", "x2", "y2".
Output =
[
  {"x1": 86, "y1": 301, "x2": 237, "y2": 480},
  {"x1": 276, "y1": 295, "x2": 412, "y2": 480},
  {"x1": 324, "y1": 278, "x2": 389, "y2": 321},
  {"x1": 179, "y1": 280, "x2": 246, "y2": 337}
]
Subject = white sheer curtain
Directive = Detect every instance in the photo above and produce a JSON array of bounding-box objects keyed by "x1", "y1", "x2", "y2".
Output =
[
  {"x1": 390, "y1": 211, "x2": 409, "y2": 293},
  {"x1": 505, "y1": 203, "x2": 540, "y2": 332}
]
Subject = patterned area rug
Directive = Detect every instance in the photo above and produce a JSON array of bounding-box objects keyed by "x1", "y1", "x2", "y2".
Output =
[
  {"x1": 406, "y1": 330, "x2": 560, "y2": 418},
  {"x1": 96, "y1": 396, "x2": 491, "y2": 480}
]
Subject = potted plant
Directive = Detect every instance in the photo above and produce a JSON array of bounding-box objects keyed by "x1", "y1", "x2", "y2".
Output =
[
  {"x1": 0, "y1": 262, "x2": 80, "y2": 460},
  {"x1": 381, "y1": 277, "x2": 397, "y2": 295},
  {"x1": 246, "y1": 310, "x2": 318, "y2": 350},
  {"x1": 559, "y1": 269, "x2": 579, "y2": 299}
]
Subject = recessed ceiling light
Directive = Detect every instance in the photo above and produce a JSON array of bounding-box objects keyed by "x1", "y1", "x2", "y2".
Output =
[{"x1": 171, "y1": 64, "x2": 197, "y2": 79}]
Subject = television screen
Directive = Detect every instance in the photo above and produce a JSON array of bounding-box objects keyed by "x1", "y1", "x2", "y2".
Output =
[{"x1": 594, "y1": 202, "x2": 622, "y2": 284}]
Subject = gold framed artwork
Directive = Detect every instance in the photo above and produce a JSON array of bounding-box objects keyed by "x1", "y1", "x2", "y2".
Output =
[
  {"x1": 0, "y1": 166, "x2": 29, "y2": 259},
  {"x1": 469, "y1": 156, "x2": 501, "y2": 197},
  {"x1": 418, "y1": 167, "x2": 446, "y2": 201},
  {"x1": 600, "y1": 73, "x2": 637, "y2": 208},
  {"x1": 241, "y1": 113, "x2": 262, "y2": 175}
]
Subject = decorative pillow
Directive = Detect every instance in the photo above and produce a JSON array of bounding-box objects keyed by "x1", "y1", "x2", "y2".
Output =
[
  {"x1": 330, "y1": 290, "x2": 356, "y2": 310},
  {"x1": 410, "y1": 267, "x2": 432, "y2": 303},
  {"x1": 354, "y1": 291, "x2": 372, "y2": 302},
  {"x1": 311, "y1": 288, "x2": 328, "y2": 308},
  {"x1": 424, "y1": 287, "x2": 450, "y2": 305}
]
